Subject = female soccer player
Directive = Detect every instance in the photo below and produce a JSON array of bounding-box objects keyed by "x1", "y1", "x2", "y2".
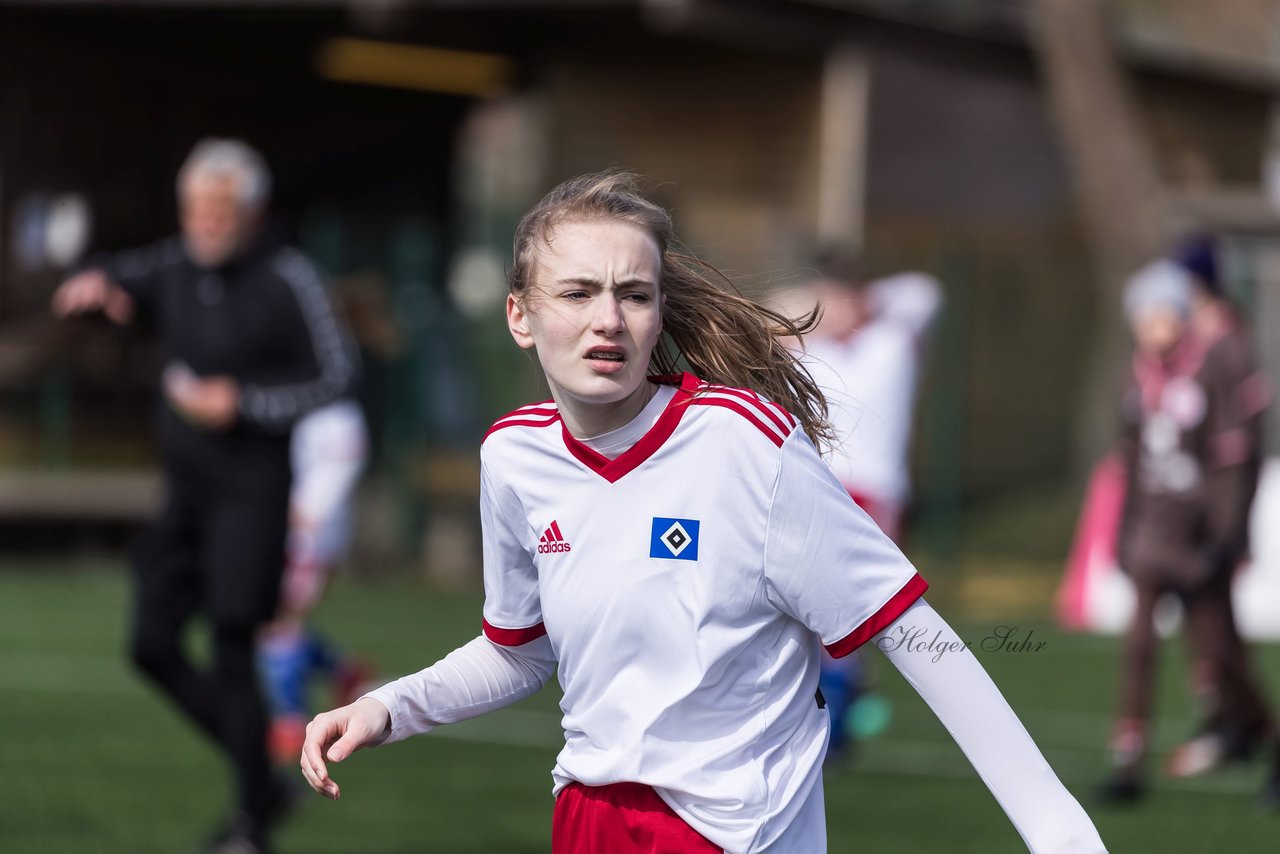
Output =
[{"x1": 300, "y1": 173, "x2": 1107, "y2": 853}]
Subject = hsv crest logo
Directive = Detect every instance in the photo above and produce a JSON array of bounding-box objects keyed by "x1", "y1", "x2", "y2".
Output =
[
  {"x1": 649, "y1": 517, "x2": 700, "y2": 562},
  {"x1": 538, "y1": 520, "x2": 571, "y2": 554}
]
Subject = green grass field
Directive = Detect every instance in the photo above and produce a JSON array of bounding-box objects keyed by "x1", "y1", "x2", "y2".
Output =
[{"x1": 2, "y1": 560, "x2": 1278, "y2": 853}]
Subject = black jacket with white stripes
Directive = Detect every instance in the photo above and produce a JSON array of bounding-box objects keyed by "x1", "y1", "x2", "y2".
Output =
[{"x1": 103, "y1": 233, "x2": 356, "y2": 487}]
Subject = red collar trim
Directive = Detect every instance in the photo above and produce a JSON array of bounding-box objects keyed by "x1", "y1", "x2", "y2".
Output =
[{"x1": 561, "y1": 372, "x2": 701, "y2": 483}]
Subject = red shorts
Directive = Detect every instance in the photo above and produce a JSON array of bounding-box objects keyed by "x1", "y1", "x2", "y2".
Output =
[{"x1": 552, "y1": 782, "x2": 722, "y2": 853}]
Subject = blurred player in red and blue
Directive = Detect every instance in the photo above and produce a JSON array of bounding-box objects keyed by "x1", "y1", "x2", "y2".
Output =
[{"x1": 258, "y1": 396, "x2": 371, "y2": 767}]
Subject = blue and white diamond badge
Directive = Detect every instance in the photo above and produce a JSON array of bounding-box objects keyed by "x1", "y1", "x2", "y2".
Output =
[{"x1": 650, "y1": 517, "x2": 700, "y2": 561}]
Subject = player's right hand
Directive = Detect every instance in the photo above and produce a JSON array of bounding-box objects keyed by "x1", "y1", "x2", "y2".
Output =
[
  {"x1": 300, "y1": 697, "x2": 391, "y2": 800},
  {"x1": 51, "y1": 269, "x2": 135, "y2": 324}
]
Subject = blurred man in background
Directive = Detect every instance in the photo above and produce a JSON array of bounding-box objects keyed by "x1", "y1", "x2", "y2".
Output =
[{"x1": 51, "y1": 138, "x2": 355, "y2": 853}]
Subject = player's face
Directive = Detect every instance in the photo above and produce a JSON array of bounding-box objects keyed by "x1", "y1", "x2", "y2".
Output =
[
  {"x1": 1130, "y1": 306, "x2": 1184, "y2": 358},
  {"x1": 180, "y1": 174, "x2": 260, "y2": 268},
  {"x1": 507, "y1": 218, "x2": 664, "y2": 436}
]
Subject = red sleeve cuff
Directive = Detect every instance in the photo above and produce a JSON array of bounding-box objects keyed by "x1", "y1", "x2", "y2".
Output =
[
  {"x1": 482, "y1": 618, "x2": 548, "y2": 646},
  {"x1": 824, "y1": 572, "x2": 928, "y2": 659}
]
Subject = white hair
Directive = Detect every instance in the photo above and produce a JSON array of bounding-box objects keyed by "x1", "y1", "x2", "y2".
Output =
[{"x1": 177, "y1": 138, "x2": 272, "y2": 209}]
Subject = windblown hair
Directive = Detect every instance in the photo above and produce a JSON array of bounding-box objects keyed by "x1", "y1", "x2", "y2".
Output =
[{"x1": 508, "y1": 170, "x2": 833, "y2": 449}]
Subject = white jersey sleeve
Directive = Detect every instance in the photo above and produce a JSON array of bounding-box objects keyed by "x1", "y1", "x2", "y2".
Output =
[
  {"x1": 479, "y1": 443, "x2": 546, "y2": 645},
  {"x1": 876, "y1": 600, "x2": 1108, "y2": 853},
  {"x1": 363, "y1": 634, "x2": 557, "y2": 744},
  {"x1": 762, "y1": 428, "x2": 927, "y2": 656},
  {"x1": 868, "y1": 271, "x2": 943, "y2": 338}
]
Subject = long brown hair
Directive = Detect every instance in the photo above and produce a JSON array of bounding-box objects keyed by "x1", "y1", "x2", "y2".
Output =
[{"x1": 508, "y1": 170, "x2": 833, "y2": 449}]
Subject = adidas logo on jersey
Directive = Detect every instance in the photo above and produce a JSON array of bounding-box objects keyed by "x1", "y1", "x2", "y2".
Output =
[{"x1": 538, "y1": 520, "x2": 572, "y2": 554}]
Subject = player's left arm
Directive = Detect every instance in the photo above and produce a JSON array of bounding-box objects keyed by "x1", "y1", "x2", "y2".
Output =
[
  {"x1": 875, "y1": 599, "x2": 1107, "y2": 854},
  {"x1": 762, "y1": 430, "x2": 1106, "y2": 852}
]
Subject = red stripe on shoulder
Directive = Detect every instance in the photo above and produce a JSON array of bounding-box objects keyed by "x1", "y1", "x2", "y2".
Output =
[
  {"x1": 690, "y1": 398, "x2": 786, "y2": 447},
  {"x1": 490, "y1": 399, "x2": 557, "y2": 423},
  {"x1": 483, "y1": 618, "x2": 548, "y2": 647},
  {"x1": 484, "y1": 401, "x2": 561, "y2": 442},
  {"x1": 704, "y1": 385, "x2": 796, "y2": 435},
  {"x1": 510, "y1": 398, "x2": 557, "y2": 414},
  {"x1": 484, "y1": 416, "x2": 560, "y2": 442},
  {"x1": 825, "y1": 572, "x2": 928, "y2": 659}
]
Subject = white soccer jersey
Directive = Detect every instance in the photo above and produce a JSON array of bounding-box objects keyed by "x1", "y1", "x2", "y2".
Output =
[{"x1": 480, "y1": 372, "x2": 927, "y2": 853}]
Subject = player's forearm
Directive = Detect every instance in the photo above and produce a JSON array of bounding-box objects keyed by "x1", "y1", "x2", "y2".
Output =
[
  {"x1": 362, "y1": 634, "x2": 556, "y2": 744},
  {"x1": 875, "y1": 600, "x2": 1107, "y2": 854}
]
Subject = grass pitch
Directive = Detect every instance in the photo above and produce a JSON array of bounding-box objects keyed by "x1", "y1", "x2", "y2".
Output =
[{"x1": 2, "y1": 560, "x2": 1277, "y2": 853}]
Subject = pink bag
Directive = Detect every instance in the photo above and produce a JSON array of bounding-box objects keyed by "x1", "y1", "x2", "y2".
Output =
[{"x1": 1056, "y1": 454, "x2": 1128, "y2": 629}]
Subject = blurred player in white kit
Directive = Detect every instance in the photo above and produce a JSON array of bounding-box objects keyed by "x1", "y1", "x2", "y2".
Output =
[
  {"x1": 258, "y1": 397, "x2": 371, "y2": 765},
  {"x1": 781, "y1": 246, "x2": 942, "y2": 760}
]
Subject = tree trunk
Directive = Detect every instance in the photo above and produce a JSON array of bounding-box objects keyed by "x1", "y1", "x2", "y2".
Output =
[{"x1": 1031, "y1": 0, "x2": 1172, "y2": 469}]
